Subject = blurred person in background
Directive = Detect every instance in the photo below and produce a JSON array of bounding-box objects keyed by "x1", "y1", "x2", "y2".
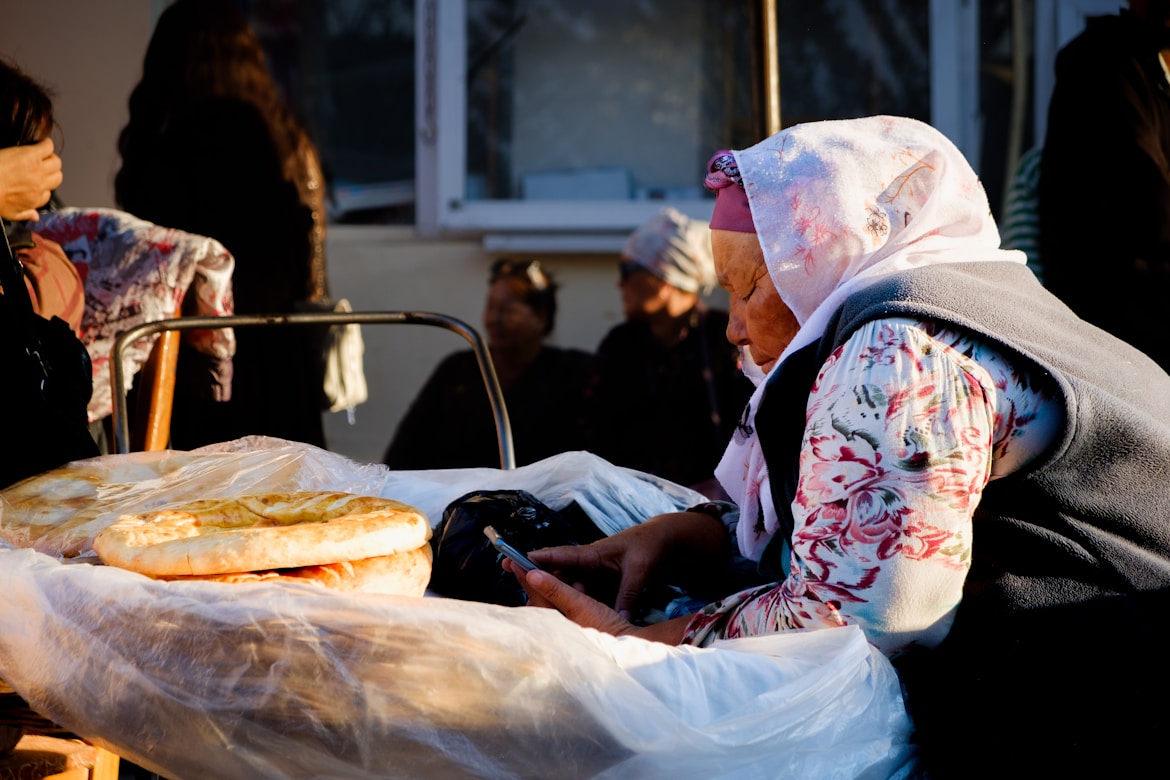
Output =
[
  {"x1": 114, "y1": 0, "x2": 329, "y2": 449},
  {"x1": 0, "y1": 138, "x2": 61, "y2": 222},
  {"x1": 0, "y1": 59, "x2": 81, "y2": 336},
  {"x1": 1, "y1": 57, "x2": 97, "y2": 487},
  {"x1": 1038, "y1": 0, "x2": 1170, "y2": 371},
  {"x1": 586, "y1": 207, "x2": 753, "y2": 493},
  {"x1": 383, "y1": 258, "x2": 593, "y2": 470}
]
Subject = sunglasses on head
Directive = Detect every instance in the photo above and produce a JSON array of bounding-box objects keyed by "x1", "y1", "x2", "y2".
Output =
[
  {"x1": 491, "y1": 258, "x2": 549, "y2": 291},
  {"x1": 618, "y1": 260, "x2": 643, "y2": 282},
  {"x1": 619, "y1": 260, "x2": 666, "y2": 284}
]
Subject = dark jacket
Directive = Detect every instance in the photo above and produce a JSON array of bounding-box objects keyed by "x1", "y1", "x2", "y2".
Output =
[
  {"x1": 586, "y1": 308, "x2": 754, "y2": 488},
  {"x1": 116, "y1": 97, "x2": 327, "y2": 448},
  {"x1": 384, "y1": 346, "x2": 594, "y2": 470},
  {"x1": 1039, "y1": 9, "x2": 1170, "y2": 372},
  {"x1": 1, "y1": 222, "x2": 97, "y2": 487},
  {"x1": 757, "y1": 261, "x2": 1170, "y2": 777}
]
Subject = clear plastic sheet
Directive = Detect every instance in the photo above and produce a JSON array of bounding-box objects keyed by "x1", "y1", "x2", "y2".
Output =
[
  {"x1": 0, "y1": 437, "x2": 708, "y2": 559},
  {"x1": 0, "y1": 439, "x2": 916, "y2": 778}
]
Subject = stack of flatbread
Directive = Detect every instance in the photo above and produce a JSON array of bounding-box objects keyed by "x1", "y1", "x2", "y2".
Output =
[
  {"x1": 0, "y1": 444, "x2": 433, "y2": 597},
  {"x1": 91, "y1": 492, "x2": 433, "y2": 597}
]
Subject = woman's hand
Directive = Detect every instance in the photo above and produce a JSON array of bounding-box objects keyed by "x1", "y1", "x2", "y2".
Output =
[
  {"x1": 0, "y1": 140, "x2": 62, "y2": 221},
  {"x1": 502, "y1": 559, "x2": 693, "y2": 645},
  {"x1": 526, "y1": 511, "x2": 728, "y2": 620}
]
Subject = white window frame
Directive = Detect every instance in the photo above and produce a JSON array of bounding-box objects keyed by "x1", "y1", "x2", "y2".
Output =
[
  {"x1": 416, "y1": 0, "x2": 982, "y2": 247},
  {"x1": 929, "y1": 0, "x2": 981, "y2": 170}
]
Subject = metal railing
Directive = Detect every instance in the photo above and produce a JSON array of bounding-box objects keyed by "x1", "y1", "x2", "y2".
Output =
[{"x1": 111, "y1": 310, "x2": 515, "y2": 469}]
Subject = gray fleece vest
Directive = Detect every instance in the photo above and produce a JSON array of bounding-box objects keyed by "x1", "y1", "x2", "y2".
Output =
[
  {"x1": 756, "y1": 260, "x2": 1170, "y2": 628},
  {"x1": 754, "y1": 261, "x2": 1170, "y2": 770}
]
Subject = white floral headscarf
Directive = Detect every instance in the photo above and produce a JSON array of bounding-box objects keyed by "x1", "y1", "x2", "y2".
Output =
[{"x1": 715, "y1": 115, "x2": 1026, "y2": 559}]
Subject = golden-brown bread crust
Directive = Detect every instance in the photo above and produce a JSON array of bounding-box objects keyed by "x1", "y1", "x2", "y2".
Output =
[
  {"x1": 158, "y1": 545, "x2": 433, "y2": 597},
  {"x1": 93, "y1": 492, "x2": 431, "y2": 577}
]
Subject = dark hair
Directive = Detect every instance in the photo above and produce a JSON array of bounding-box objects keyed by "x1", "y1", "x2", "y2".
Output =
[
  {"x1": 0, "y1": 57, "x2": 56, "y2": 149},
  {"x1": 115, "y1": 0, "x2": 310, "y2": 201},
  {"x1": 490, "y1": 258, "x2": 559, "y2": 335}
]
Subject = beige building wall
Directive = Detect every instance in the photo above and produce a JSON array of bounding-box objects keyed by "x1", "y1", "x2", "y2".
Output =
[
  {"x1": 0, "y1": 1, "x2": 151, "y2": 211},
  {"x1": 0, "y1": 1, "x2": 685, "y2": 465}
]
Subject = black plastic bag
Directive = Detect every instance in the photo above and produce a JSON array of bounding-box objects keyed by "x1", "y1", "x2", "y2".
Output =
[{"x1": 429, "y1": 489, "x2": 604, "y2": 606}]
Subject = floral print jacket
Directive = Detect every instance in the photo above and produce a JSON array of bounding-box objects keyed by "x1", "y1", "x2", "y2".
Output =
[
  {"x1": 682, "y1": 317, "x2": 1062, "y2": 656},
  {"x1": 35, "y1": 208, "x2": 236, "y2": 423}
]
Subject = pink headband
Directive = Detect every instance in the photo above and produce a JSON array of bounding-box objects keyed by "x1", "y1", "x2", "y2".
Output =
[{"x1": 705, "y1": 151, "x2": 755, "y2": 233}]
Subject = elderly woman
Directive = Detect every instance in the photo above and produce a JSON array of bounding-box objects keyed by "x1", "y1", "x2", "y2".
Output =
[{"x1": 506, "y1": 116, "x2": 1170, "y2": 776}]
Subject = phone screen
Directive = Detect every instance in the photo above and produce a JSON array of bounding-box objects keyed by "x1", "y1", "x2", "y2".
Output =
[{"x1": 484, "y1": 526, "x2": 541, "y2": 572}]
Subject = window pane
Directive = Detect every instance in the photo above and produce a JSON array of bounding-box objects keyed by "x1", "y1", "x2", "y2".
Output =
[
  {"x1": 775, "y1": 0, "x2": 930, "y2": 127},
  {"x1": 976, "y1": 0, "x2": 1024, "y2": 219},
  {"x1": 464, "y1": 0, "x2": 762, "y2": 202},
  {"x1": 249, "y1": 0, "x2": 416, "y2": 223}
]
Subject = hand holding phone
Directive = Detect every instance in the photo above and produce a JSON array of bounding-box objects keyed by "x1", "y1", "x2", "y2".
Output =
[{"x1": 484, "y1": 525, "x2": 542, "y2": 572}]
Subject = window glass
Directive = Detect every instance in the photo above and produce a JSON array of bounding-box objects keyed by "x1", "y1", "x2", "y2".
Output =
[
  {"x1": 464, "y1": 0, "x2": 763, "y2": 202},
  {"x1": 248, "y1": 0, "x2": 416, "y2": 223},
  {"x1": 976, "y1": 0, "x2": 1026, "y2": 219},
  {"x1": 775, "y1": 0, "x2": 931, "y2": 126},
  {"x1": 241, "y1": 1, "x2": 965, "y2": 227}
]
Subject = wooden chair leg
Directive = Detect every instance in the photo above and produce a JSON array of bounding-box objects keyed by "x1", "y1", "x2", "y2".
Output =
[
  {"x1": 90, "y1": 746, "x2": 120, "y2": 780},
  {"x1": 131, "y1": 327, "x2": 181, "y2": 452},
  {"x1": 1, "y1": 734, "x2": 109, "y2": 780},
  {"x1": 41, "y1": 768, "x2": 89, "y2": 780}
]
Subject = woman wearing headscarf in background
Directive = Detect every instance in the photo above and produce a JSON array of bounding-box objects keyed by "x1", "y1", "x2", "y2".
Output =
[
  {"x1": 114, "y1": 0, "x2": 328, "y2": 449},
  {"x1": 587, "y1": 207, "x2": 753, "y2": 493},
  {"x1": 384, "y1": 258, "x2": 593, "y2": 469},
  {"x1": 505, "y1": 116, "x2": 1170, "y2": 777}
]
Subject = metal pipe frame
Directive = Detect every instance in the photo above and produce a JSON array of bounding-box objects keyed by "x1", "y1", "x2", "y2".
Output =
[{"x1": 111, "y1": 311, "x2": 515, "y2": 469}]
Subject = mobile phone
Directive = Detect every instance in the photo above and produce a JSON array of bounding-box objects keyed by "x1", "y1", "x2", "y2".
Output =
[{"x1": 484, "y1": 526, "x2": 541, "y2": 572}]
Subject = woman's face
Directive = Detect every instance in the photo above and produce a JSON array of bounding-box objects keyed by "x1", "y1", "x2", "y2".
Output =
[
  {"x1": 483, "y1": 277, "x2": 547, "y2": 352},
  {"x1": 712, "y1": 229, "x2": 800, "y2": 375},
  {"x1": 618, "y1": 262, "x2": 671, "y2": 321}
]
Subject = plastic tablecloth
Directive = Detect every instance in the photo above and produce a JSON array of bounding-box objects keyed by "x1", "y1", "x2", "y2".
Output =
[{"x1": 0, "y1": 439, "x2": 916, "y2": 779}]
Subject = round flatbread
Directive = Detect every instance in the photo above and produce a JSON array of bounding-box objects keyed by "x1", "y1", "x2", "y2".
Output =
[
  {"x1": 0, "y1": 452, "x2": 199, "y2": 557},
  {"x1": 158, "y1": 545, "x2": 434, "y2": 597},
  {"x1": 93, "y1": 492, "x2": 431, "y2": 577}
]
